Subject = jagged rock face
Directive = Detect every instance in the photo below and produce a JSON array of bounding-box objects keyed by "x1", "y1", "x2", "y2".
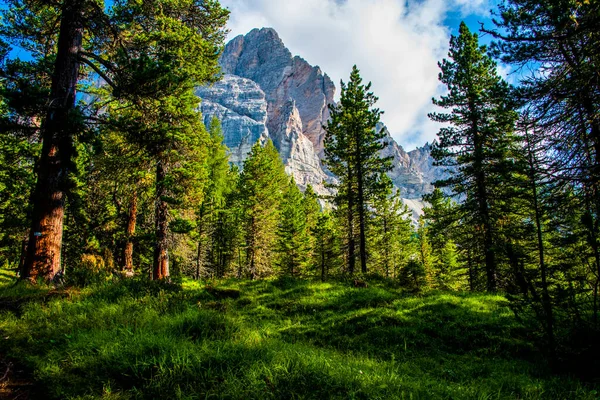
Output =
[
  {"x1": 196, "y1": 75, "x2": 268, "y2": 166},
  {"x1": 220, "y1": 28, "x2": 335, "y2": 155},
  {"x1": 379, "y1": 124, "x2": 434, "y2": 200},
  {"x1": 270, "y1": 100, "x2": 330, "y2": 193},
  {"x1": 408, "y1": 143, "x2": 445, "y2": 192},
  {"x1": 197, "y1": 27, "x2": 443, "y2": 222}
]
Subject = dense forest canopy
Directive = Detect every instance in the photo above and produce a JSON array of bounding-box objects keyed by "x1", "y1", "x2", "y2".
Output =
[{"x1": 0, "y1": 0, "x2": 599, "y2": 397}]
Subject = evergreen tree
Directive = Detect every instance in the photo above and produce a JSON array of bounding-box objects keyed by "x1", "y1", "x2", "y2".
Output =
[
  {"x1": 324, "y1": 65, "x2": 392, "y2": 275},
  {"x1": 239, "y1": 140, "x2": 287, "y2": 279},
  {"x1": 195, "y1": 117, "x2": 230, "y2": 278},
  {"x1": 211, "y1": 165, "x2": 243, "y2": 278},
  {"x1": 302, "y1": 184, "x2": 321, "y2": 236},
  {"x1": 101, "y1": 1, "x2": 229, "y2": 280},
  {"x1": 371, "y1": 175, "x2": 413, "y2": 278},
  {"x1": 0, "y1": 0, "x2": 72, "y2": 280},
  {"x1": 277, "y1": 177, "x2": 310, "y2": 276},
  {"x1": 422, "y1": 188, "x2": 467, "y2": 289},
  {"x1": 429, "y1": 22, "x2": 518, "y2": 291},
  {"x1": 302, "y1": 184, "x2": 321, "y2": 267},
  {"x1": 486, "y1": 0, "x2": 600, "y2": 330},
  {"x1": 417, "y1": 218, "x2": 435, "y2": 288},
  {"x1": 312, "y1": 211, "x2": 341, "y2": 281},
  {"x1": 0, "y1": 0, "x2": 229, "y2": 281}
]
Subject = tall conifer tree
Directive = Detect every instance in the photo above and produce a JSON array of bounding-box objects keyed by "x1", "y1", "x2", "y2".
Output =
[
  {"x1": 324, "y1": 65, "x2": 392, "y2": 274},
  {"x1": 277, "y1": 177, "x2": 310, "y2": 276},
  {"x1": 0, "y1": 0, "x2": 229, "y2": 281},
  {"x1": 239, "y1": 140, "x2": 287, "y2": 279},
  {"x1": 429, "y1": 22, "x2": 518, "y2": 291}
]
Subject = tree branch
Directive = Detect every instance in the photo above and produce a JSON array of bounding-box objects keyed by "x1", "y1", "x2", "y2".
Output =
[{"x1": 78, "y1": 55, "x2": 117, "y2": 91}]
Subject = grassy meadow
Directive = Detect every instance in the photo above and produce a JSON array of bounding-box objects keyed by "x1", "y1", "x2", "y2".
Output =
[{"x1": 0, "y1": 269, "x2": 597, "y2": 399}]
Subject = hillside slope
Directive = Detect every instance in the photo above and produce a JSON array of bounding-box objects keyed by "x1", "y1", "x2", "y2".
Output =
[{"x1": 0, "y1": 272, "x2": 596, "y2": 399}]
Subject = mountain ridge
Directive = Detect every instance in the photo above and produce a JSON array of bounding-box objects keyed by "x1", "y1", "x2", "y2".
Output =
[{"x1": 197, "y1": 27, "x2": 441, "y2": 219}]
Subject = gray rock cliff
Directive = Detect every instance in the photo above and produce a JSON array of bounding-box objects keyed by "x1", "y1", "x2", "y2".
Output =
[
  {"x1": 197, "y1": 27, "x2": 443, "y2": 220},
  {"x1": 196, "y1": 75, "x2": 268, "y2": 166},
  {"x1": 220, "y1": 28, "x2": 335, "y2": 155}
]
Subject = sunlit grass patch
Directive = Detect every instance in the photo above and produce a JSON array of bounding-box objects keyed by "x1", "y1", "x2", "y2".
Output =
[{"x1": 0, "y1": 271, "x2": 597, "y2": 399}]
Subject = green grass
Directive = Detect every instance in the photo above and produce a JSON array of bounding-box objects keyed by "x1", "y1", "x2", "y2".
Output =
[{"x1": 0, "y1": 271, "x2": 597, "y2": 399}]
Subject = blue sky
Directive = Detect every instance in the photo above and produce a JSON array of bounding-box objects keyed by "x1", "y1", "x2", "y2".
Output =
[{"x1": 1, "y1": 0, "x2": 500, "y2": 149}]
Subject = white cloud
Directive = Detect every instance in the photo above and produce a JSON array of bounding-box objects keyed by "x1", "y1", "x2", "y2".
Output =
[{"x1": 220, "y1": 0, "x2": 490, "y2": 150}]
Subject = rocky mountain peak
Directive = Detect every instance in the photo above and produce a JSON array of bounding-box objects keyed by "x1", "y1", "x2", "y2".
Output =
[
  {"x1": 220, "y1": 27, "x2": 335, "y2": 155},
  {"x1": 199, "y1": 27, "x2": 442, "y2": 221}
]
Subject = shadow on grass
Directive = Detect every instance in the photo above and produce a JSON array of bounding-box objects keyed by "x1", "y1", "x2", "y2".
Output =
[{"x1": 0, "y1": 275, "x2": 596, "y2": 399}]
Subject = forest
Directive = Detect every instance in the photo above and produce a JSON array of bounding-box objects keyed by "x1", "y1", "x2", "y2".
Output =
[{"x1": 0, "y1": 0, "x2": 599, "y2": 398}]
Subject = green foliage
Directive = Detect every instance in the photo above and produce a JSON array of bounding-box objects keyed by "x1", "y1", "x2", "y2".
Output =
[
  {"x1": 239, "y1": 140, "x2": 288, "y2": 278},
  {"x1": 370, "y1": 175, "x2": 415, "y2": 278},
  {"x1": 429, "y1": 22, "x2": 519, "y2": 291},
  {"x1": 422, "y1": 188, "x2": 468, "y2": 290},
  {"x1": 311, "y1": 211, "x2": 342, "y2": 281},
  {"x1": 192, "y1": 117, "x2": 232, "y2": 279},
  {"x1": 324, "y1": 65, "x2": 393, "y2": 275},
  {"x1": 276, "y1": 177, "x2": 311, "y2": 276}
]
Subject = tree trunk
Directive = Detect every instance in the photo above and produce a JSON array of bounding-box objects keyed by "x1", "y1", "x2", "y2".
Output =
[
  {"x1": 248, "y1": 215, "x2": 256, "y2": 279},
  {"x1": 383, "y1": 219, "x2": 389, "y2": 278},
  {"x1": 195, "y1": 209, "x2": 204, "y2": 280},
  {"x1": 123, "y1": 190, "x2": 137, "y2": 276},
  {"x1": 21, "y1": 1, "x2": 83, "y2": 282},
  {"x1": 524, "y1": 125, "x2": 555, "y2": 356},
  {"x1": 356, "y1": 149, "x2": 367, "y2": 274},
  {"x1": 347, "y1": 167, "x2": 356, "y2": 275},
  {"x1": 153, "y1": 161, "x2": 169, "y2": 280},
  {"x1": 472, "y1": 127, "x2": 496, "y2": 290},
  {"x1": 320, "y1": 237, "x2": 325, "y2": 282},
  {"x1": 467, "y1": 240, "x2": 474, "y2": 291}
]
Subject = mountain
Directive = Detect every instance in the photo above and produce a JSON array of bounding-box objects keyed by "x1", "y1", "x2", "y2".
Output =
[{"x1": 197, "y1": 27, "x2": 442, "y2": 219}]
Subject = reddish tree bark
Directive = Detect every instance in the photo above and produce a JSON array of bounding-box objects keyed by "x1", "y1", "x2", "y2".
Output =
[
  {"x1": 123, "y1": 190, "x2": 137, "y2": 276},
  {"x1": 153, "y1": 161, "x2": 169, "y2": 280},
  {"x1": 21, "y1": 1, "x2": 83, "y2": 282}
]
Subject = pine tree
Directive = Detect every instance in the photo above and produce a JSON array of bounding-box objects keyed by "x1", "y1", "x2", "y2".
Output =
[
  {"x1": 0, "y1": 0, "x2": 229, "y2": 281},
  {"x1": 371, "y1": 175, "x2": 413, "y2": 278},
  {"x1": 0, "y1": 64, "x2": 39, "y2": 270},
  {"x1": 277, "y1": 177, "x2": 310, "y2": 276},
  {"x1": 195, "y1": 117, "x2": 230, "y2": 278},
  {"x1": 302, "y1": 184, "x2": 321, "y2": 266},
  {"x1": 429, "y1": 22, "x2": 518, "y2": 291},
  {"x1": 417, "y1": 218, "x2": 435, "y2": 288},
  {"x1": 303, "y1": 184, "x2": 321, "y2": 235},
  {"x1": 212, "y1": 165, "x2": 243, "y2": 278},
  {"x1": 312, "y1": 211, "x2": 340, "y2": 281},
  {"x1": 239, "y1": 140, "x2": 287, "y2": 279},
  {"x1": 1, "y1": 0, "x2": 81, "y2": 281},
  {"x1": 486, "y1": 0, "x2": 600, "y2": 331},
  {"x1": 101, "y1": 1, "x2": 229, "y2": 280},
  {"x1": 324, "y1": 65, "x2": 392, "y2": 275},
  {"x1": 422, "y1": 188, "x2": 467, "y2": 289}
]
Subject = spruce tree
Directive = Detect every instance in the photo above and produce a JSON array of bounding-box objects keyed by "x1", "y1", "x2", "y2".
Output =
[
  {"x1": 429, "y1": 22, "x2": 518, "y2": 291},
  {"x1": 312, "y1": 211, "x2": 340, "y2": 281},
  {"x1": 371, "y1": 175, "x2": 412, "y2": 278},
  {"x1": 0, "y1": 0, "x2": 229, "y2": 281},
  {"x1": 239, "y1": 140, "x2": 287, "y2": 279},
  {"x1": 212, "y1": 165, "x2": 243, "y2": 278},
  {"x1": 195, "y1": 117, "x2": 230, "y2": 278},
  {"x1": 277, "y1": 177, "x2": 310, "y2": 276},
  {"x1": 324, "y1": 65, "x2": 392, "y2": 274}
]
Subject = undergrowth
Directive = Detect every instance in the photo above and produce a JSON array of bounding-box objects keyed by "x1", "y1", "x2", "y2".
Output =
[{"x1": 0, "y1": 270, "x2": 598, "y2": 399}]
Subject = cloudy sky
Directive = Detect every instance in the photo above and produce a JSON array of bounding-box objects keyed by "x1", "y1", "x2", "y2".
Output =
[{"x1": 219, "y1": 0, "x2": 498, "y2": 150}]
